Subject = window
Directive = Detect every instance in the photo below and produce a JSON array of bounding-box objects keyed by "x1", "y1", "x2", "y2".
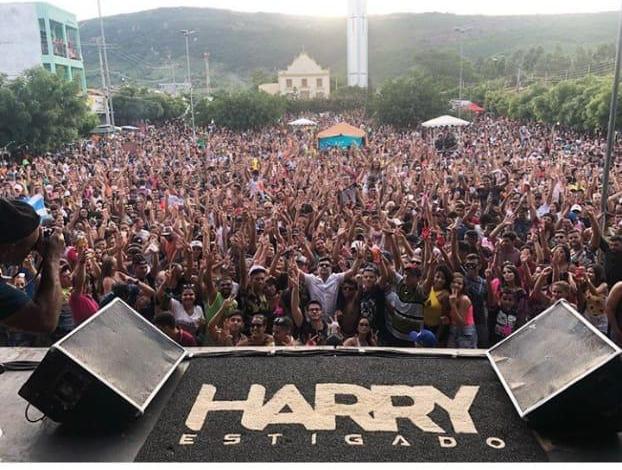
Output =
[
  {"x1": 301, "y1": 78, "x2": 308, "y2": 88},
  {"x1": 72, "y1": 67, "x2": 84, "y2": 87},
  {"x1": 286, "y1": 79, "x2": 292, "y2": 89},
  {"x1": 55, "y1": 64, "x2": 69, "y2": 81},
  {"x1": 316, "y1": 78, "x2": 323, "y2": 88},
  {"x1": 66, "y1": 27, "x2": 81, "y2": 60},
  {"x1": 39, "y1": 19, "x2": 48, "y2": 55},
  {"x1": 50, "y1": 20, "x2": 67, "y2": 57}
]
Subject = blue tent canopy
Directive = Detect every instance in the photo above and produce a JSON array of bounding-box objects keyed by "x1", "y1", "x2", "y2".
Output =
[
  {"x1": 316, "y1": 122, "x2": 367, "y2": 150},
  {"x1": 318, "y1": 135, "x2": 363, "y2": 150}
]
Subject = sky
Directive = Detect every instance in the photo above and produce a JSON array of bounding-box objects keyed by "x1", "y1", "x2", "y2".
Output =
[{"x1": 1, "y1": 0, "x2": 620, "y2": 21}]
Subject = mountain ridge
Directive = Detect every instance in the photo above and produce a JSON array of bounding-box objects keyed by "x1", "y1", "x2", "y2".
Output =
[{"x1": 78, "y1": 7, "x2": 620, "y2": 90}]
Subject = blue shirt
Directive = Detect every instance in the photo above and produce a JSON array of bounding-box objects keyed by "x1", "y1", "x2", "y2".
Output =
[{"x1": 0, "y1": 279, "x2": 30, "y2": 321}]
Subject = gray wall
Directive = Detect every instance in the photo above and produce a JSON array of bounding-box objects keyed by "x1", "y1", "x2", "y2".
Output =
[{"x1": 0, "y1": 3, "x2": 42, "y2": 78}]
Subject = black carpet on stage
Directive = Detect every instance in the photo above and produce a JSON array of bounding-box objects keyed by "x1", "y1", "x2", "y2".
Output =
[{"x1": 136, "y1": 353, "x2": 547, "y2": 462}]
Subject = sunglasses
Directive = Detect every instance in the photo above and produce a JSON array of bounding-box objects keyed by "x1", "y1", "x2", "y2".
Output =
[{"x1": 465, "y1": 263, "x2": 478, "y2": 269}]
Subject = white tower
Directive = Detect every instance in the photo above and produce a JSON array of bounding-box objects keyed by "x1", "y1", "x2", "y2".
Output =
[{"x1": 347, "y1": 0, "x2": 368, "y2": 88}]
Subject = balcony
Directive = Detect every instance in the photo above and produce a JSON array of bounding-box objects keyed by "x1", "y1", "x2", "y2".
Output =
[
  {"x1": 66, "y1": 27, "x2": 81, "y2": 60},
  {"x1": 52, "y1": 38, "x2": 67, "y2": 58},
  {"x1": 67, "y1": 41, "x2": 81, "y2": 60}
]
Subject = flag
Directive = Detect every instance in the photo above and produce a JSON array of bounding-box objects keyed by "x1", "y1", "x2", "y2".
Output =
[
  {"x1": 167, "y1": 195, "x2": 185, "y2": 208},
  {"x1": 27, "y1": 194, "x2": 52, "y2": 222}
]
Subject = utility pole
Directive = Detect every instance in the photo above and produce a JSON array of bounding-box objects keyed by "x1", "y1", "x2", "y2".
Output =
[
  {"x1": 459, "y1": 39, "x2": 464, "y2": 102},
  {"x1": 203, "y1": 51, "x2": 211, "y2": 95},
  {"x1": 454, "y1": 26, "x2": 471, "y2": 118},
  {"x1": 96, "y1": 37, "x2": 111, "y2": 126},
  {"x1": 602, "y1": 0, "x2": 622, "y2": 231},
  {"x1": 168, "y1": 54, "x2": 177, "y2": 96},
  {"x1": 98, "y1": 0, "x2": 114, "y2": 126},
  {"x1": 181, "y1": 29, "x2": 196, "y2": 141}
]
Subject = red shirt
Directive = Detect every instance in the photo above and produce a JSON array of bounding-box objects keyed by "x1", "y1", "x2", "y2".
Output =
[
  {"x1": 177, "y1": 329, "x2": 197, "y2": 347},
  {"x1": 69, "y1": 292, "x2": 99, "y2": 326}
]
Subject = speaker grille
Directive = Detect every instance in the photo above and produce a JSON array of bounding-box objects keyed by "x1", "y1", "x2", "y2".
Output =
[
  {"x1": 488, "y1": 300, "x2": 620, "y2": 415},
  {"x1": 56, "y1": 298, "x2": 186, "y2": 409}
]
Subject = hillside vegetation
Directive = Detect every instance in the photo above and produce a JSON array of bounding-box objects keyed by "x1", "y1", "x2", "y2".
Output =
[{"x1": 79, "y1": 8, "x2": 619, "y2": 90}]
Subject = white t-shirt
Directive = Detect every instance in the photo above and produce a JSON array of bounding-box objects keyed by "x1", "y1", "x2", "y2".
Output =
[
  {"x1": 170, "y1": 298, "x2": 204, "y2": 335},
  {"x1": 303, "y1": 271, "x2": 346, "y2": 317}
]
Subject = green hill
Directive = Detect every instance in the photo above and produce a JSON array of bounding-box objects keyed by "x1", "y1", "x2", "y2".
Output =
[{"x1": 78, "y1": 7, "x2": 620, "y2": 90}]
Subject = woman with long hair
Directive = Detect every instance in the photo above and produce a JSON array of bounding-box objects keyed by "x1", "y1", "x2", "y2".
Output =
[
  {"x1": 423, "y1": 265, "x2": 452, "y2": 337},
  {"x1": 488, "y1": 262, "x2": 528, "y2": 319},
  {"x1": 99, "y1": 255, "x2": 123, "y2": 299},
  {"x1": 343, "y1": 317, "x2": 377, "y2": 347},
  {"x1": 577, "y1": 264, "x2": 609, "y2": 334},
  {"x1": 446, "y1": 272, "x2": 477, "y2": 349}
]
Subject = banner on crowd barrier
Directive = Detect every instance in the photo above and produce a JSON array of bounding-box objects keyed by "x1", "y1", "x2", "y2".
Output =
[{"x1": 136, "y1": 355, "x2": 546, "y2": 462}]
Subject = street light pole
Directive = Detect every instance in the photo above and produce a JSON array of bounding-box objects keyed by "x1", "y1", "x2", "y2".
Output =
[
  {"x1": 97, "y1": 0, "x2": 114, "y2": 126},
  {"x1": 203, "y1": 51, "x2": 211, "y2": 96},
  {"x1": 96, "y1": 37, "x2": 110, "y2": 126},
  {"x1": 459, "y1": 39, "x2": 463, "y2": 103},
  {"x1": 601, "y1": 0, "x2": 622, "y2": 231},
  {"x1": 454, "y1": 26, "x2": 471, "y2": 118},
  {"x1": 181, "y1": 29, "x2": 196, "y2": 141}
]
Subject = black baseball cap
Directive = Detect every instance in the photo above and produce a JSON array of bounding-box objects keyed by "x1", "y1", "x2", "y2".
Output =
[{"x1": 0, "y1": 198, "x2": 39, "y2": 243}]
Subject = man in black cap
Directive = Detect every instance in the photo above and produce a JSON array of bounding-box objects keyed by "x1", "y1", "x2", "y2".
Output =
[{"x1": 0, "y1": 198, "x2": 65, "y2": 332}]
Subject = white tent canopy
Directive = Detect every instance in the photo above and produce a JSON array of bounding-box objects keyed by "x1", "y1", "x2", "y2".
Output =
[
  {"x1": 421, "y1": 115, "x2": 470, "y2": 128},
  {"x1": 288, "y1": 118, "x2": 317, "y2": 126}
]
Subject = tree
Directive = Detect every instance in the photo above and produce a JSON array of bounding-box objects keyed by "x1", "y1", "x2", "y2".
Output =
[
  {"x1": 196, "y1": 90, "x2": 285, "y2": 130},
  {"x1": 412, "y1": 50, "x2": 478, "y2": 91},
  {"x1": 111, "y1": 86, "x2": 187, "y2": 125},
  {"x1": 0, "y1": 68, "x2": 96, "y2": 154},
  {"x1": 372, "y1": 72, "x2": 445, "y2": 128},
  {"x1": 285, "y1": 86, "x2": 370, "y2": 114},
  {"x1": 250, "y1": 69, "x2": 277, "y2": 89}
]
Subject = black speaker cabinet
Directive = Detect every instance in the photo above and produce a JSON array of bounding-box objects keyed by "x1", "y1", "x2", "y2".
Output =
[
  {"x1": 19, "y1": 298, "x2": 186, "y2": 427},
  {"x1": 487, "y1": 299, "x2": 622, "y2": 433}
]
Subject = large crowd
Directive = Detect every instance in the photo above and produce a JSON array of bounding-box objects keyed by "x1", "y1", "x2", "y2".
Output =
[{"x1": 1, "y1": 112, "x2": 622, "y2": 349}]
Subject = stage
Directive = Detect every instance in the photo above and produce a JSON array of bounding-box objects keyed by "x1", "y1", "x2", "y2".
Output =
[{"x1": 0, "y1": 347, "x2": 621, "y2": 462}]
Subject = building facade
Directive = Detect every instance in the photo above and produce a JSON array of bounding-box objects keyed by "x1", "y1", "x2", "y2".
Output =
[
  {"x1": 0, "y1": 2, "x2": 86, "y2": 91},
  {"x1": 259, "y1": 52, "x2": 330, "y2": 99}
]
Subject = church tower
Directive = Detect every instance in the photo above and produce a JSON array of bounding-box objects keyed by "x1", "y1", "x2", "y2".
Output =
[{"x1": 347, "y1": 0, "x2": 368, "y2": 88}]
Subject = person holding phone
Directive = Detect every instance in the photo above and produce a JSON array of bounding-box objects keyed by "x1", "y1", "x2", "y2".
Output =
[{"x1": 0, "y1": 198, "x2": 65, "y2": 333}]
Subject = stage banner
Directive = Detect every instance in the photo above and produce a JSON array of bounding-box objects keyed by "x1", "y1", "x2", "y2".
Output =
[{"x1": 136, "y1": 355, "x2": 546, "y2": 462}]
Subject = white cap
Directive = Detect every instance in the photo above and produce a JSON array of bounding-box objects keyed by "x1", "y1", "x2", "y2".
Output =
[
  {"x1": 248, "y1": 265, "x2": 267, "y2": 276},
  {"x1": 570, "y1": 204, "x2": 582, "y2": 212}
]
